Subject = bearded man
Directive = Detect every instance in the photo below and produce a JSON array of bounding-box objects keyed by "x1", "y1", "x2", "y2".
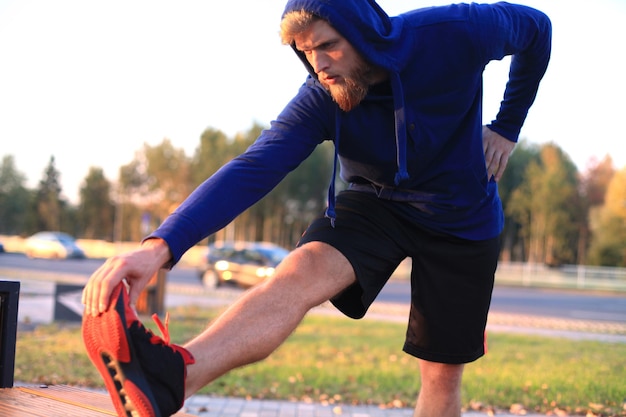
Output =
[{"x1": 82, "y1": 1, "x2": 551, "y2": 416}]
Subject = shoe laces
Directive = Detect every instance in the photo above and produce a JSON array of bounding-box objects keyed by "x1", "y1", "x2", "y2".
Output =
[
  {"x1": 151, "y1": 312, "x2": 172, "y2": 345},
  {"x1": 149, "y1": 312, "x2": 195, "y2": 366}
]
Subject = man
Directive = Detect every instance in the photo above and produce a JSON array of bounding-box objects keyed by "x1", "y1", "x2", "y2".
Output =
[{"x1": 82, "y1": 1, "x2": 551, "y2": 416}]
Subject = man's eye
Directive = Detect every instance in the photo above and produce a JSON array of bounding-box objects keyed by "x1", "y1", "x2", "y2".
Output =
[{"x1": 320, "y1": 41, "x2": 335, "y2": 50}]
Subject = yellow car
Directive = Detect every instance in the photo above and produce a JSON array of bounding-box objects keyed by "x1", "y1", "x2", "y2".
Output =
[
  {"x1": 200, "y1": 241, "x2": 289, "y2": 288},
  {"x1": 24, "y1": 231, "x2": 86, "y2": 259}
]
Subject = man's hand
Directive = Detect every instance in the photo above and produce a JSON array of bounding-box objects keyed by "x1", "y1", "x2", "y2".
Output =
[
  {"x1": 81, "y1": 238, "x2": 172, "y2": 317},
  {"x1": 482, "y1": 125, "x2": 515, "y2": 182}
]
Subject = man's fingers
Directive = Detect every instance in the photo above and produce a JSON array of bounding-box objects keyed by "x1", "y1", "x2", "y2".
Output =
[
  {"x1": 482, "y1": 126, "x2": 515, "y2": 182},
  {"x1": 485, "y1": 149, "x2": 499, "y2": 179},
  {"x1": 82, "y1": 259, "x2": 124, "y2": 317},
  {"x1": 493, "y1": 152, "x2": 510, "y2": 182}
]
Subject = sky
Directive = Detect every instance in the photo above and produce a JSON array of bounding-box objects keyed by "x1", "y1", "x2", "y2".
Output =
[{"x1": 1, "y1": 0, "x2": 625, "y2": 203}]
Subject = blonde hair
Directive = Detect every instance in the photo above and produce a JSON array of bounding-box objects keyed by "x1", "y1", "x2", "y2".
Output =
[{"x1": 279, "y1": 10, "x2": 321, "y2": 45}]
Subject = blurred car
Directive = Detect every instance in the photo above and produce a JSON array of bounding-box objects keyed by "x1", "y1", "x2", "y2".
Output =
[
  {"x1": 199, "y1": 241, "x2": 290, "y2": 288},
  {"x1": 24, "y1": 231, "x2": 86, "y2": 259},
  {"x1": 0, "y1": 241, "x2": 4, "y2": 253}
]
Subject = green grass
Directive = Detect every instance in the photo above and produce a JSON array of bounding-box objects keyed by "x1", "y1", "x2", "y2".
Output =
[{"x1": 14, "y1": 306, "x2": 626, "y2": 416}]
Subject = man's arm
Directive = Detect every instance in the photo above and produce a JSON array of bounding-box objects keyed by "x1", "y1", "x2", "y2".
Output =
[{"x1": 481, "y1": 3, "x2": 552, "y2": 142}]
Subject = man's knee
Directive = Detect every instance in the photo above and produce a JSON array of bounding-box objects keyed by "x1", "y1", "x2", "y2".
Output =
[{"x1": 268, "y1": 242, "x2": 356, "y2": 304}]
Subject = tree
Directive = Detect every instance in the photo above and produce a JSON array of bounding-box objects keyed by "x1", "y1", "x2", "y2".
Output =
[
  {"x1": 79, "y1": 167, "x2": 115, "y2": 240},
  {"x1": 113, "y1": 158, "x2": 140, "y2": 242},
  {"x1": 507, "y1": 143, "x2": 583, "y2": 265},
  {"x1": 0, "y1": 155, "x2": 33, "y2": 235},
  {"x1": 580, "y1": 155, "x2": 615, "y2": 206},
  {"x1": 35, "y1": 156, "x2": 63, "y2": 231},
  {"x1": 577, "y1": 155, "x2": 616, "y2": 264},
  {"x1": 227, "y1": 124, "x2": 271, "y2": 243},
  {"x1": 186, "y1": 123, "x2": 336, "y2": 248},
  {"x1": 191, "y1": 127, "x2": 234, "y2": 187},
  {"x1": 498, "y1": 140, "x2": 540, "y2": 261},
  {"x1": 143, "y1": 139, "x2": 192, "y2": 221},
  {"x1": 270, "y1": 140, "x2": 334, "y2": 246},
  {"x1": 587, "y1": 167, "x2": 626, "y2": 266},
  {"x1": 112, "y1": 140, "x2": 193, "y2": 241}
]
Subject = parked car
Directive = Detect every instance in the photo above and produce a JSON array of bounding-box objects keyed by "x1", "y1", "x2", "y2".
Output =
[
  {"x1": 199, "y1": 241, "x2": 290, "y2": 288},
  {"x1": 24, "y1": 231, "x2": 86, "y2": 259}
]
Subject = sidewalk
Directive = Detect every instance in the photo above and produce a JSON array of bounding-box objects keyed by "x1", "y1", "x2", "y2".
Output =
[{"x1": 181, "y1": 394, "x2": 548, "y2": 417}]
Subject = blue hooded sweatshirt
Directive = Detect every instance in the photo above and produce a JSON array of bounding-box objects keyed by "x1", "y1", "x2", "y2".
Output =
[{"x1": 150, "y1": 1, "x2": 551, "y2": 266}]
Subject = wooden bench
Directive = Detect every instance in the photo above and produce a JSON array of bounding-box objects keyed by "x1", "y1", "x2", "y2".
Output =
[
  {"x1": 0, "y1": 384, "x2": 195, "y2": 416},
  {"x1": 0, "y1": 280, "x2": 20, "y2": 388},
  {"x1": 1, "y1": 280, "x2": 194, "y2": 416}
]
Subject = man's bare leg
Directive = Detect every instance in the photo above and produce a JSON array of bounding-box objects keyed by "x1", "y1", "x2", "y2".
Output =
[
  {"x1": 413, "y1": 360, "x2": 465, "y2": 417},
  {"x1": 182, "y1": 241, "x2": 356, "y2": 396}
]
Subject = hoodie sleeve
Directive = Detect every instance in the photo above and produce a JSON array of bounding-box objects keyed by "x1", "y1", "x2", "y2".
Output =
[
  {"x1": 149, "y1": 80, "x2": 334, "y2": 266},
  {"x1": 475, "y1": 2, "x2": 552, "y2": 142}
]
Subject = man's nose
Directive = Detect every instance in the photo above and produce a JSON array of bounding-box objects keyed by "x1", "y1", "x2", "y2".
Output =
[{"x1": 309, "y1": 51, "x2": 329, "y2": 74}]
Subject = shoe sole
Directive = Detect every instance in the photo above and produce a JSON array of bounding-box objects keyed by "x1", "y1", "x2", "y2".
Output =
[{"x1": 82, "y1": 283, "x2": 161, "y2": 417}]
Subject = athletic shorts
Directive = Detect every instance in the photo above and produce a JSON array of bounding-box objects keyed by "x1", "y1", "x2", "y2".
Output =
[{"x1": 297, "y1": 190, "x2": 501, "y2": 364}]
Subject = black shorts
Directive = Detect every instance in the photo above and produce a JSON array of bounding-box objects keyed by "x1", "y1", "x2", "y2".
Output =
[{"x1": 297, "y1": 190, "x2": 500, "y2": 364}]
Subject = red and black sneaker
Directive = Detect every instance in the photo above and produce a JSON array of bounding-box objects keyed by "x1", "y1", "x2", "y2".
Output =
[{"x1": 82, "y1": 282, "x2": 195, "y2": 417}]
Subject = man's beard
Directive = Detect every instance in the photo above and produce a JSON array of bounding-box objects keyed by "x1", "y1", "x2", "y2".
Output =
[{"x1": 320, "y1": 61, "x2": 374, "y2": 112}]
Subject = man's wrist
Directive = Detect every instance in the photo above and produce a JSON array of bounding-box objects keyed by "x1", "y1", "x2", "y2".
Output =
[{"x1": 141, "y1": 237, "x2": 174, "y2": 269}]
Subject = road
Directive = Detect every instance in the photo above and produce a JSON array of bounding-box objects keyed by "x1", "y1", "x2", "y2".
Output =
[
  {"x1": 378, "y1": 280, "x2": 626, "y2": 325},
  {"x1": 1, "y1": 253, "x2": 625, "y2": 325}
]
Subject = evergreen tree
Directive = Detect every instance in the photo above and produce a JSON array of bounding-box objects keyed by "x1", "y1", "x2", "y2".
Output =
[
  {"x1": 79, "y1": 167, "x2": 115, "y2": 240},
  {"x1": 35, "y1": 156, "x2": 63, "y2": 231},
  {"x1": 0, "y1": 155, "x2": 32, "y2": 234}
]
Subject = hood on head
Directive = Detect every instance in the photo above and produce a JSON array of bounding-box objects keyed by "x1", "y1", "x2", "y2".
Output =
[
  {"x1": 282, "y1": 0, "x2": 409, "y2": 74},
  {"x1": 281, "y1": 0, "x2": 411, "y2": 226}
]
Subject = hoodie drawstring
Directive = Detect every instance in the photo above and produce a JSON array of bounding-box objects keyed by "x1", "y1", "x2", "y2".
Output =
[
  {"x1": 391, "y1": 72, "x2": 409, "y2": 185},
  {"x1": 324, "y1": 107, "x2": 342, "y2": 227}
]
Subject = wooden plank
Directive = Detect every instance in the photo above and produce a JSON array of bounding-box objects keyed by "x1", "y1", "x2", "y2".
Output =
[
  {"x1": 0, "y1": 387, "x2": 113, "y2": 416},
  {"x1": 17, "y1": 385, "x2": 117, "y2": 415},
  {"x1": 0, "y1": 385, "x2": 196, "y2": 416}
]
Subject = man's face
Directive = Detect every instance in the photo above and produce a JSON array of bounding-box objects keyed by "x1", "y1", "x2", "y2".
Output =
[{"x1": 294, "y1": 20, "x2": 383, "y2": 112}]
